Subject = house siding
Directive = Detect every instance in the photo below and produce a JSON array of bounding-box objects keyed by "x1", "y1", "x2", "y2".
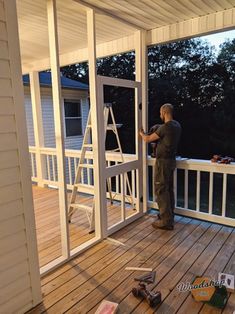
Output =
[
  {"x1": 0, "y1": 1, "x2": 41, "y2": 313},
  {"x1": 24, "y1": 85, "x2": 89, "y2": 150}
]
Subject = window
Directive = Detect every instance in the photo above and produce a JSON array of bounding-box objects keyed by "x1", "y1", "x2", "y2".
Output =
[{"x1": 64, "y1": 100, "x2": 82, "y2": 137}]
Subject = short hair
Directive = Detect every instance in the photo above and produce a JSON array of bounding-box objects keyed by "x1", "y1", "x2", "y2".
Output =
[{"x1": 161, "y1": 103, "x2": 173, "y2": 115}]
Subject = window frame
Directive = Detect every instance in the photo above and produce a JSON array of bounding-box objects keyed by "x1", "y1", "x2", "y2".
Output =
[{"x1": 63, "y1": 99, "x2": 83, "y2": 138}]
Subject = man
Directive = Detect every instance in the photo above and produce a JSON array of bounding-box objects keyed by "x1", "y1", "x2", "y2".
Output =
[{"x1": 139, "y1": 103, "x2": 181, "y2": 230}]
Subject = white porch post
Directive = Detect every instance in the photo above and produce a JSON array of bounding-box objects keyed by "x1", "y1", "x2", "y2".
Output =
[
  {"x1": 47, "y1": 0, "x2": 69, "y2": 257},
  {"x1": 87, "y1": 9, "x2": 107, "y2": 238},
  {"x1": 29, "y1": 71, "x2": 46, "y2": 187},
  {"x1": 135, "y1": 30, "x2": 148, "y2": 212}
]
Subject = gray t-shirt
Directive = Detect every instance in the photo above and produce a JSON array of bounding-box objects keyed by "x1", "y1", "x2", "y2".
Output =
[{"x1": 155, "y1": 120, "x2": 181, "y2": 159}]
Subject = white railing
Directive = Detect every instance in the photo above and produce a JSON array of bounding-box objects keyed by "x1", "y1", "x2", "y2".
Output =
[
  {"x1": 148, "y1": 157, "x2": 235, "y2": 226},
  {"x1": 29, "y1": 146, "x2": 137, "y2": 201},
  {"x1": 29, "y1": 146, "x2": 235, "y2": 227}
]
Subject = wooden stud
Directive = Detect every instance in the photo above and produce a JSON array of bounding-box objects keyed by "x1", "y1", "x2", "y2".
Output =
[
  {"x1": 87, "y1": 10, "x2": 107, "y2": 239},
  {"x1": 135, "y1": 30, "x2": 148, "y2": 213},
  {"x1": 47, "y1": 0, "x2": 69, "y2": 258},
  {"x1": 29, "y1": 71, "x2": 47, "y2": 187}
]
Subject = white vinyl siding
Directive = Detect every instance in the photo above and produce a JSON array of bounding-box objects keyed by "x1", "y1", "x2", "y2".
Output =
[
  {"x1": 24, "y1": 86, "x2": 89, "y2": 150},
  {"x1": 0, "y1": 1, "x2": 41, "y2": 313}
]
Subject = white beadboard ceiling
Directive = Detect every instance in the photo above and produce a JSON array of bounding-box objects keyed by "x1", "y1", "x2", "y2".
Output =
[{"x1": 16, "y1": 0, "x2": 235, "y2": 70}]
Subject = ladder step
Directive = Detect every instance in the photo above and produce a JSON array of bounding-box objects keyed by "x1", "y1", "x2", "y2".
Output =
[
  {"x1": 74, "y1": 183, "x2": 94, "y2": 191},
  {"x1": 83, "y1": 144, "x2": 93, "y2": 148},
  {"x1": 107, "y1": 124, "x2": 115, "y2": 131},
  {"x1": 106, "y1": 148, "x2": 120, "y2": 152},
  {"x1": 70, "y1": 203, "x2": 93, "y2": 212},
  {"x1": 107, "y1": 124, "x2": 122, "y2": 130},
  {"x1": 87, "y1": 124, "x2": 92, "y2": 128},
  {"x1": 79, "y1": 163, "x2": 94, "y2": 168}
]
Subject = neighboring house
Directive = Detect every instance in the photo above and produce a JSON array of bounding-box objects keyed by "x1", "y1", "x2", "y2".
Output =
[{"x1": 23, "y1": 72, "x2": 89, "y2": 150}]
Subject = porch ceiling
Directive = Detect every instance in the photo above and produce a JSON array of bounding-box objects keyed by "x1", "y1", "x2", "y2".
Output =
[
  {"x1": 16, "y1": 0, "x2": 135, "y2": 66},
  {"x1": 16, "y1": 0, "x2": 235, "y2": 72},
  {"x1": 80, "y1": 0, "x2": 235, "y2": 30}
]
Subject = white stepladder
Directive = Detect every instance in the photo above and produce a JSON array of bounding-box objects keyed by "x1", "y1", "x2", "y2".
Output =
[{"x1": 68, "y1": 103, "x2": 134, "y2": 233}]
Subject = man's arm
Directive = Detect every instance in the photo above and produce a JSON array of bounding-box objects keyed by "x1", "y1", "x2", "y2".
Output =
[{"x1": 139, "y1": 128, "x2": 160, "y2": 143}]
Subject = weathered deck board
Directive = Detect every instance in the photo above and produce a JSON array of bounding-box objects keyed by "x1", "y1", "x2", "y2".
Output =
[{"x1": 29, "y1": 187, "x2": 235, "y2": 314}]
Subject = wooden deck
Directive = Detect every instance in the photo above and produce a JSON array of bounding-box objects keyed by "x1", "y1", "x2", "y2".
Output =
[
  {"x1": 30, "y1": 186, "x2": 235, "y2": 314},
  {"x1": 33, "y1": 186, "x2": 137, "y2": 267}
]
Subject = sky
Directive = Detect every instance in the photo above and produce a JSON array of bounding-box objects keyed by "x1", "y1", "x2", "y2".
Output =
[{"x1": 201, "y1": 29, "x2": 235, "y2": 52}]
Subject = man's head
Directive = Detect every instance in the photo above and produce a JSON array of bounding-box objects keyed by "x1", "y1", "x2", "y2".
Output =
[{"x1": 160, "y1": 103, "x2": 174, "y2": 122}]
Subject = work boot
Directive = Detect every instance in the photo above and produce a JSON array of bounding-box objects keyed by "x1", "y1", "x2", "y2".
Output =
[{"x1": 152, "y1": 220, "x2": 174, "y2": 230}]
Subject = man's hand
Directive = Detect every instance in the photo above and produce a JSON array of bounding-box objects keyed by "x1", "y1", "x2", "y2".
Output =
[
  {"x1": 139, "y1": 127, "x2": 145, "y2": 137},
  {"x1": 139, "y1": 127, "x2": 160, "y2": 143}
]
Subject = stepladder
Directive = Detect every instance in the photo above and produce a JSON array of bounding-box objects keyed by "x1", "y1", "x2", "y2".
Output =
[{"x1": 68, "y1": 103, "x2": 135, "y2": 233}]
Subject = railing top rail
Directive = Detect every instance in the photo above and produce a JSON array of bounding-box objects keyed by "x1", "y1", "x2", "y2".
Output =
[{"x1": 28, "y1": 146, "x2": 235, "y2": 174}]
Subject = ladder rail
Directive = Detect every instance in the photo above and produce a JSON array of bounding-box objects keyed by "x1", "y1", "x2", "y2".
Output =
[
  {"x1": 69, "y1": 112, "x2": 92, "y2": 206},
  {"x1": 68, "y1": 103, "x2": 135, "y2": 233},
  {"x1": 108, "y1": 105, "x2": 135, "y2": 209}
]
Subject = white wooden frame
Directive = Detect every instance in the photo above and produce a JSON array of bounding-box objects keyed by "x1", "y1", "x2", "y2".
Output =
[
  {"x1": 135, "y1": 30, "x2": 148, "y2": 213},
  {"x1": 96, "y1": 75, "x2": 143, "y2": 236},
  {"x1": 40, "y1": 3, "x2": 105, "y2": 277},
  {"x1": 86, "y1": 9, "x2": 107, "y2": 240},
  {"x1": 47, "y1": 0, "x2": 70, "y2": 260},
  {"x1": 29, "y1": 71, "x2": 46, "y2": 187}
]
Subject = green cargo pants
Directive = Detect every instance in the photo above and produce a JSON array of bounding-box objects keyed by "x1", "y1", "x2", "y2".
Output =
[{"x1": 154, "y1": 158, "x2": 176, "y2": 226}]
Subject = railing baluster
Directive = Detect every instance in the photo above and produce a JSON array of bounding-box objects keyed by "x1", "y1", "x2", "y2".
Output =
[
  {"x1": 121, "y1": 173, "x2": 125, "y2": 221},
  {"x1": 30, "y1": 153, "x2": 34, "y2": 177},
  {"x1": 68, "y1": 157, "x2": 72, "y2": 185},
  {"x1": 73, "y1": 158, "x2": 77, "y2": 182},
  {"x1": 174, "y1": 168, "x2": 177, "y2": 207},
  {"x1": 81, "y1": 159, "x2": 85, "y2": 184},
  {"x1": 52, "y1": 155, "x2": 56, "y2": 181},
  {"x1": 222, "y1": 173, "x2": 227, "y2": 217},
  {"x1": 184, "y1": 169, "x2": 188, "y2": 209},
  {"x1": 46, "y1": 155, "x2": 50, "y2": 181},
  {"x1": 152, "y1": 164, "x2": 155, "y2": 202},
  {"x1": 196, "y1": 171, "x2": 200, "y2": 212},
  {"x1": 116, "y1": 161, "x2": 119, "y2": 194},
  {"x1": 209, "y1": 172, "x2": 213, "y2": 214},
  {"x1": 87, "y1": 158, "x2": 91, "y2": 185},
  {"x1": 132, "y1": 169, "x2": 135, "y2": 199}
]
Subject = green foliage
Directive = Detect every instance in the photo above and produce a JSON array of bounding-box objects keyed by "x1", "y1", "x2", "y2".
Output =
[
  {"x1": 210, "y1": 39, "x2": 235, "y2": 156},
  {"x1": 61, "y1": 37, "x2": 235, "y2": 159}
]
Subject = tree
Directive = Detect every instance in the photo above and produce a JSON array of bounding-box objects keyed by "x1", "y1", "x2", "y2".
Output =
[
  {"x1": 210, "y1": 39, "x2": 235, "y2": 156},
  {"x1": 61, "y1": 37, "x2": 232, "y2": 159}
]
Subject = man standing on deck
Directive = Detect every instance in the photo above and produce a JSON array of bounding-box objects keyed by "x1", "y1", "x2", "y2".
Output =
[{"x1": 139, "y1": 103, "x2": 181, "y2": 230}]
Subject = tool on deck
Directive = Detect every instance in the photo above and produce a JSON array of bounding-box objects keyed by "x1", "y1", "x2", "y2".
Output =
[
  {"x1": 134, "y1": 271, "x2": 156, "y2": 283},
  {"x1": 132, "y1": 271, "x2": 161, "y2": 308}
]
